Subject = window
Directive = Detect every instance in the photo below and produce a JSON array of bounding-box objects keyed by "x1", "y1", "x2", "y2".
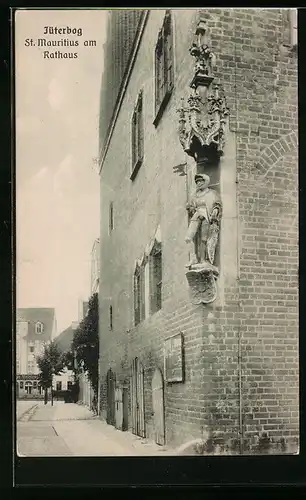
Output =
[
  {"x1": 67, "y1": 381, "x2": 72, "y2": 390},
  {"x1": 56, "y1": 381, "x2": 62, "y2": 391},
  {"x1": 134, "y1": 263, "x2": 146, "y2": 326},
  {"x1": 29, "y1": 346, "x2": 34, "y2": 353},
  {"x1": 289, "y1": 9, "x2": 298, "y2": 47},
  {"x1": 27, "y1": 361, "x2": 35, "y2": 373},
  {"x1": 35, "y1": 321, "x2": 44, "y2": 334},
  {"x1": 25, "y1": 381, "x2": 32, "y2": 395},
  {"x1": 109, "y1": 201, "x2": 114, "y2": 234},
  {"x1": 154, "y1": 10, "x2": 174, "y2": 126},
  {"x1": 149, "y1": 241, "x2": 162, "y2": 314},
  {"x1": 109, "y1": 305, "x2": 113, "y2": 331},
  {"x1": 131, "y1": 90, "x2": 144, "y2": 180},
  {"x1": 20, "y1": 381, "x2": 24, "y2": 389}
]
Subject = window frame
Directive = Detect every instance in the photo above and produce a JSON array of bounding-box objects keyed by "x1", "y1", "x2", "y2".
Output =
[
  {"x1": 35, "y1": 321, "x2": 44, "y2": 334},
  {"x1": 27, "y1": 361, "x2": 35, "y2": 374},
  {"x1": 149, "y1": 241, "x2": 162, "y2": 314},
  {"x1": 109, "y1": 201, "x2": 114, "y2": 234},
  {"x1": 153, "y1": 10, "x2": 174, "y2": 127},
  {"x1": 130, "y1": 90, "x2": 144, "y2": 181},
  {"x1": 134, "y1": 261, "x2": 146, "y2": 326},
  {"x1": 109, "y1": 305, "x2": 113, "y2": 331}
]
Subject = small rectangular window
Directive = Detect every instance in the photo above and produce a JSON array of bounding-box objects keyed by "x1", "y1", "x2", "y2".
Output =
[
  {"x1": 131, "y1": 91, "x2": 144, "y2": 180},
  {"x1": 109, "y1": 201, "x2": 114, "y2": 234},
  {"x1": 109, "y1": 305, "x2": 113, "y2": 331},
  {"x1": 56, "y1": 381, "x2": 62, "y2": 391}
]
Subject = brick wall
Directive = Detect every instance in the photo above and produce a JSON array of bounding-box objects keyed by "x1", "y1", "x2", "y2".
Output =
[
  {"x1": 98, "y1": 8, "x2": 298, "y2": 454},
  {"x1": 99, "y1": 10, "x2": 145, "y2": 156}
]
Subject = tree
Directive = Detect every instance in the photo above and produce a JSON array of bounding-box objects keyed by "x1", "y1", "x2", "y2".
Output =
[
  {"x1": 36, "y1": 341, "x2": 64, "y2": 405},
  {"x1": 70, "y1": 293, "x2": 99, "y2": 410}
]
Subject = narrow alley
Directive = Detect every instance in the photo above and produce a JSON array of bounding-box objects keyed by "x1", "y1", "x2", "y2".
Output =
[{"x1": 16, "y1": 401, "x2": 173, "y2": 457}]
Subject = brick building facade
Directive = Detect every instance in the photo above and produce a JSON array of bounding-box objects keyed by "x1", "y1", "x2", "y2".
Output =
[{"x1": 98, "y1": 9, "x2": 298, "y2": 454}]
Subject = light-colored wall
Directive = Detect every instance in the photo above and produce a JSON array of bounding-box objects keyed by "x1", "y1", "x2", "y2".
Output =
[
  {"x1": 16, "y1": 321, "x2": 29, "y2": 374},
  {"x1": 91, "y1": 239, "x2": 100, "y2": 295},
  {"x1": 17, "y1": 320, "x2": 50, "y2": 375},
  {"x1": 53, "y1": 368, "x2": 74, "y2": 391}
]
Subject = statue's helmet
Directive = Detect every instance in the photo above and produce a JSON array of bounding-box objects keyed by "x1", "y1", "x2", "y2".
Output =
[{"x1": 195, "y1": 173, "x2": 210, "y2": 187}]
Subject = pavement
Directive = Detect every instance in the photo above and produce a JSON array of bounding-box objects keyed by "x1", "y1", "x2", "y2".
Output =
[
  {"x1": 16, "y1": 400, "x2": 38, "y2": 421},
  {"x1": 17, "y1": 400, "x2": 173, "y2": 457}
]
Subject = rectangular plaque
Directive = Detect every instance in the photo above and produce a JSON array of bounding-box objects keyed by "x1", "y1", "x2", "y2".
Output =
[{"x1": 164, "y1": 332, "x2": 184, "y2": 383}]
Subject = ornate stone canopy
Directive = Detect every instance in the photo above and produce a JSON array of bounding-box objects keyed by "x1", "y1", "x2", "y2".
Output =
[{"x1": 177, "y1": 16, "x2": 229, "y2": 162}]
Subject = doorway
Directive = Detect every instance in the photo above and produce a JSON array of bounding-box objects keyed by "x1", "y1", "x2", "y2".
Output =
[
  {"x1": 106, "y1": 369, "x2": 116, "y2": 426},
  {"x1": 131, "y1": 358, "x2": 145, "y2": 438},
  {"x1": 25, "y1": 381, "x2": 32, "y2": 395},
  {"x1": 152, "y1": 368, "x2": 165, "y2": 445}
]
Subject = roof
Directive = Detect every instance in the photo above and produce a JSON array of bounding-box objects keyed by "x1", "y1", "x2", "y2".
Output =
[
  {"x1": 17, "y1": 308, "x2": 56, "y2": 341},
  {"x1": 54, "y1": 325, "x2": 74, "y2": 354}
]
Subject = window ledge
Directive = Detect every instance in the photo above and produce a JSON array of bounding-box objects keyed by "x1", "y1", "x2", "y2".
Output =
[
  {"x1": 153, "y1": 87, "x2": 173, "y2": 128},
  {"x1": 130, "y1": 157, "x2": 143, "y2": 181}
]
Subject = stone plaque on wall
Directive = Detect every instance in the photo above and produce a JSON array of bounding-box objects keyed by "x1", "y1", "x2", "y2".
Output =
[{"x1": 164, "y1": 332, "x2": 184, "y2": 383}]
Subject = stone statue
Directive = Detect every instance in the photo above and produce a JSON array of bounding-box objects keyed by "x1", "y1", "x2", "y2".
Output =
[{"x1": 185, "y1": 173, "x2": 222, "y2": 272}]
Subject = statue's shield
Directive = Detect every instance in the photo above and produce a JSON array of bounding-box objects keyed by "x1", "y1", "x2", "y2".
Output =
[{"x1": 186, "y1": 268, "x2": 218, "y2": 305}]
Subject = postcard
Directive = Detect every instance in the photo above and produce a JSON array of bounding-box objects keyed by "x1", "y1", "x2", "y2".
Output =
[{"x1": 15, "y1": 8, "x2": 299, "y2": 467}]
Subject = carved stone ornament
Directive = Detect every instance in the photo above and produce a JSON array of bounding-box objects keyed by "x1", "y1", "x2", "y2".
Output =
[
  {"x1": 176, "y1": 16, "x2": 227, "y2": 305},
  {"x1": 189, "y1": 18, "x2": 216, "y2": 89},
  {"x1": 178, "y1": 83, "x2": 229, "y2": 160},
  {"x1": 186, "y1": 264, "x2": 218, "y2": 305},
  {"x1": 177, "y1": 16, "x2": 229, "y2": 161},
  {"x1": 185, "y1": 173, "x2": 222, "y2": 305}
]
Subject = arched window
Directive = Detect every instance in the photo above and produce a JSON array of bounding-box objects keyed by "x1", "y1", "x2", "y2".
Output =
[
  {"x1": 131, "y1": 90, "x2": 144, "y2": 180},
  {"x1": 149, "y1": 240, "x2": 162, "y2": 314},
  {"x1": 35, "y1": 321, "x2": 44, "y2": 334},
  {"x1": 134, "y1": 263, "x2": 145, "y2": 325}
]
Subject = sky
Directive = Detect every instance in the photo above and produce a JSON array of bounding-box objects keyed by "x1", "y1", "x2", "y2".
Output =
[{"x1": 15, "y1": 9, "x2": 107, "y2": 333}]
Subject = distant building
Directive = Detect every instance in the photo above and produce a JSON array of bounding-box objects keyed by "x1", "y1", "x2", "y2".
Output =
[
  {"x1": 53, "y1": 322, "x2": 79, "y2": 395},
  {"x1": 16, "y1": 308, "x2": 56, "y2": 398},
  {"x1": 53, "y1": 368, "x2": 74, "y2": 393},
  {"x1": 91, "y1": 238, "x2": 100, "y2": 295}
]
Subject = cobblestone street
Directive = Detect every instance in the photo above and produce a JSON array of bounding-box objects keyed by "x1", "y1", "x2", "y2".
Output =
[{"x1": 17, "y1": 401, "x2": 172, "y2": 456}]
